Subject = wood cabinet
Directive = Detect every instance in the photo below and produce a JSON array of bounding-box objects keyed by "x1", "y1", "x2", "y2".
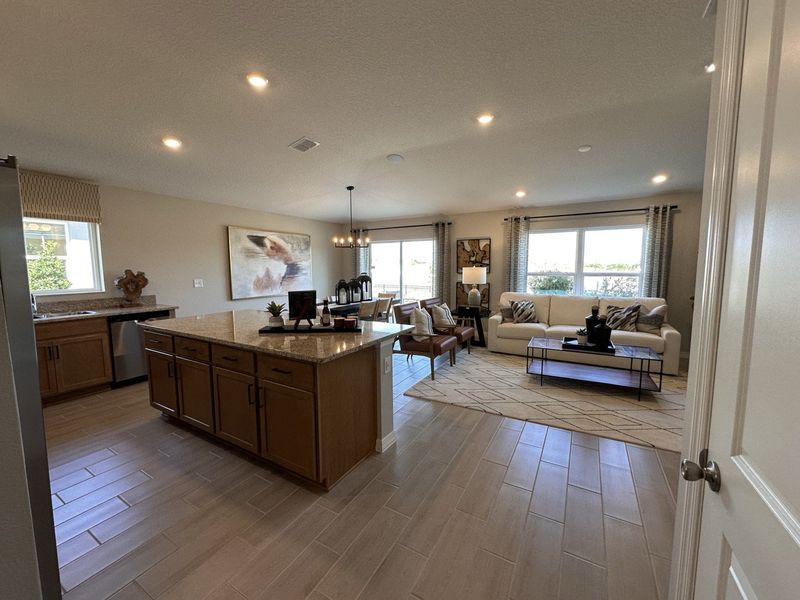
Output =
[
  {"x1": 35, "y1": 318, "x2": 113, "y2": 400},
  {"x1": 259, "y1": 380, "x2": 317, "y2": 480},
  {"x1": 213, "y1": 367, "x2": 258, "y2": 452},
  {"x1": 176, "y1": 357, "x2": 214, "y2": 432},
  {"x1": 146, "y1": 350, "x2": 178, "y2": 416}
]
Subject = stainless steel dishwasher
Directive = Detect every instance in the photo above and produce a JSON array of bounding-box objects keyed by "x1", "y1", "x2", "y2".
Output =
[{"x1": 108, "y1": 310, "x2": 172, "y2": 385}]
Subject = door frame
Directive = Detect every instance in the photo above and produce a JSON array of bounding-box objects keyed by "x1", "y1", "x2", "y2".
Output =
[{"x1": 669, "y1": 0, "x2": 749, "y2": 597}]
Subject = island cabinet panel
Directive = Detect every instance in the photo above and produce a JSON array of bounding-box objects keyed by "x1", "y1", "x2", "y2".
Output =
[
  {"x1": 174, "y1": 336, "x2": 210, "y2": 362},
  {"x1": 213, "y1": 366, "x2": 259, "y2": 453},
  {"x1": 176, "y1": 357, "x2": 214, "y2": 433},
  {"x1": 37, "y1": 342, "x2": 58, "y2": 398},
  {"x1": 257, "y1": 354, "x2": 315, "y2": 392},
  {"x1": 147, "y1": 350, "x2": 178, "y2": 416},
  {"x1": 211, "y1": 344, "x2": 255, "y2": 374},
  {"x1": 144, "y1": 331, "x2": 174, "y2": 353},
  {"x1": 53, "y1": 333, "x2": 113, "y2": 392},
  {"x1": 259, "y1": 380, "x2": 317, "y2": 480}
]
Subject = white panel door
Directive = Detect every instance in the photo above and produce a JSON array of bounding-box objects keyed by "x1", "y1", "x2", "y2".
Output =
[{"x1": 692, "y1": 0, "x2": 800, "y2": 598}]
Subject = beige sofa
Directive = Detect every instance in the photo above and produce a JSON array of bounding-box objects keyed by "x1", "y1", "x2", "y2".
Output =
[{"x1": 488, "y1": 292, "x2": 681, "y2": 375}]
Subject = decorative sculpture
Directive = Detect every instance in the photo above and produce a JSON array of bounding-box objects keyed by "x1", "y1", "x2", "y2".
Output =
[{"x1": 115, "y1": 269, "x2": 149, "y2": 303}]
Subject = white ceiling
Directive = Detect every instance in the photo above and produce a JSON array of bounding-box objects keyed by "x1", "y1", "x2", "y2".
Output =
[{"x1": 0, "y1": 1, "x2": 715, "y2": 223}]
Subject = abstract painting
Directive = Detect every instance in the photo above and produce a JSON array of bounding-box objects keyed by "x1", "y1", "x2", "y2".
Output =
[
  {"x1": 456, "y1": 238, "x2": 491, "y2": 273},
  {"x1": 228, "y1": 226, "x2": 312, "y2": 299}
]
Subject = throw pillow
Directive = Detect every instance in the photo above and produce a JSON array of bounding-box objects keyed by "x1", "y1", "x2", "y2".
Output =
[
  {"x1": 511, "y1": 300, "x2": 537, "y2": 323},
  {"x1": 499, "y1": 306, "x2": 514, "y2": 322},
  {"x1": 636, "y1": 304, "x2": 668, "y2": 334},
  {"x1": 605, "y1": 304, "x2": 641, "y2": 331},
  {"x1": 431, "y1": 303, "x2": 456, "y2": 328},
  {"x1": 410, "y1": 307, "x2": 433, "y2": 341}
]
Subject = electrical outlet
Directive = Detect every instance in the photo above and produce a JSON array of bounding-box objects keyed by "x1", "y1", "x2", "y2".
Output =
[
  {"x1": 384, "y1": 356, "x2": 392, "y2": 374},
  {"x1": 193, "y1": 278, "x2": 204, "y2": 288}
]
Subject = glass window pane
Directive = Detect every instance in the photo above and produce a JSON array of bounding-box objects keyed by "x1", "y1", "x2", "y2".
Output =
[
  {"x1": 583, "y1": 275, "x2": 640, "y2": 297},
  {"x1": 528, "y1": 231, "x2": 577, "y2": 273},
  {"x1": 402, "y1": 240, "x2": 433, "y2": 301},
  {"x1": 528, "y1": 274, "x2": 575, "y2": 295},
  {"x1": 370, "y1": 242, "x2": 401, "y2": 296},
  {"x1": 583, "y1": 228, "x2": 643, "y2": 273},
  {"x1": 24, "y1": 218, "x2": 102, "y2": 293}
]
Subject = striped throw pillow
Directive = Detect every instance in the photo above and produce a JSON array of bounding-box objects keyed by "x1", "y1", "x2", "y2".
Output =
[
  {"x1": 605, "y1": 304, "x2": 641, "y2": 331},
  {"x1": 511, "y1": 300, "x2": 537, "y2": 323},
  {"x1": 636, "y1": 304, "x2": 667, "y2": 334},
  {"x1": 410, "y1": 307, "x2": 433, "y2": 341},
  {"x1": 431, "y1": 303, "x2": 456, "y2": 328}
]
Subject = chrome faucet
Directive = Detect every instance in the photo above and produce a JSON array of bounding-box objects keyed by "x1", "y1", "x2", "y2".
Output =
[{"x1": 31, "y1": 293, "x2": 38, "y2": 315}]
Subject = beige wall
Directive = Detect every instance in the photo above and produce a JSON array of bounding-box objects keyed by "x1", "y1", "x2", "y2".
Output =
[
  {"x1": 351, "y1": 191, "x2": 702, "y2": 351},
  {"x1": 46, "y1": 185, "x2": 343, "y2": 316}
]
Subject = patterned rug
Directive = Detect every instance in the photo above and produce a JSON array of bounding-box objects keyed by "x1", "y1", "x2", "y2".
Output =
[{"x1": 404, "y1": 347, "x2": 687, "y2": 452}]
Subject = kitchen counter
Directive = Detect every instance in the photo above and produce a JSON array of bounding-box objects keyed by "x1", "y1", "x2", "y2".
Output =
[
  {"x1": 33, "y1": 304, "x2": 178, "y2": 323},
  {"x1": 138, "y1": 309, "x2": 410, "y2": 364}
]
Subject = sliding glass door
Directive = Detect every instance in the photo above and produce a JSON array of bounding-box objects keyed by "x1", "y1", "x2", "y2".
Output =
[{"x1": 370, "y1": 240, "x2": 434, "y2": 301}]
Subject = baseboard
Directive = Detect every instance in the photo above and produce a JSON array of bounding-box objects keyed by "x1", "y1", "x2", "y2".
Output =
[{"x1": 375, "y1": 430, "x2": 397, "y2": 453}]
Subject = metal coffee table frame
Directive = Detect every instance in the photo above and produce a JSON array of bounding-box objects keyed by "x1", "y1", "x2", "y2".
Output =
[{"x1": 526, "y1": 337, "x2": 664, "y2": 400}]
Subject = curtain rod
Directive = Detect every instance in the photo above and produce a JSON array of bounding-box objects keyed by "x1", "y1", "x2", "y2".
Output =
[
  {"x1": 359, "y1": 221, "x2": 453, "y2": 232},
  {"x1": 504, "y1": 205, "x2": 679, "y2": 222}
]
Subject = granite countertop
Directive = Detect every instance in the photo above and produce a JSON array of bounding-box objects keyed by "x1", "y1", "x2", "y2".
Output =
[
  {"x1": 34, "y1": 304, "x2": 179, "y2": 324},
  {"x1": 139, "y1": 309, "x2": 412, "y2": 364}
]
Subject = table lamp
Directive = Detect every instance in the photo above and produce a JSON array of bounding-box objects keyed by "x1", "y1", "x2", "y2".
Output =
[{"x1": 462, "y1": 266, "x2": 487, "y2": 307}]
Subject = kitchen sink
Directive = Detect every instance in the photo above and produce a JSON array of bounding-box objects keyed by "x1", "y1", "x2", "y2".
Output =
[{"x1": 33, "y1": 310, "x2": 97, "y2": 320}]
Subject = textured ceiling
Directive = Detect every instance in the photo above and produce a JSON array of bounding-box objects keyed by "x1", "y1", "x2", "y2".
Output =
[{"x1": 0, "y1": 1, "x2": 715, "y2": 223}]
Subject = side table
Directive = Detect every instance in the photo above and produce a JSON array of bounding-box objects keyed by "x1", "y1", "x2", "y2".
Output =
[{"x1": 455, "y1": 305, "x2": 490, "y2": 347}]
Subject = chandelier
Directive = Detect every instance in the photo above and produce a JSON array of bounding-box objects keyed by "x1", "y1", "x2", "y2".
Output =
[{"x1": 333, "y1": 185, "x2": 369, "y2": 249}]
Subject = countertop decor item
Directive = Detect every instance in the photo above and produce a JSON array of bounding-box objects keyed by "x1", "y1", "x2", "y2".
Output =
[
  {"x1": 228, "y1": 226, "x2": 312, "y2": 299},
  {"x1": 265, "y1": 301, "x2": 286, "y2": 327},
  {"x1": 576, "y1": 328, "x2": 589, "y2": 345},
  {"x1": 114, "y1": 269, "x2": 149, "y2": 304}
]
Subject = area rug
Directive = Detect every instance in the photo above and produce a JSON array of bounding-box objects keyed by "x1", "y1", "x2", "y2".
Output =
[{"x1": 403, "y1": 347, "x2": 687, "y2": 452}]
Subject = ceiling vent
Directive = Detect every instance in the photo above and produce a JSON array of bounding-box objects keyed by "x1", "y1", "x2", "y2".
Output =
[{"x1": 289, "y1": 137, "x2": 320, "y2": 152}]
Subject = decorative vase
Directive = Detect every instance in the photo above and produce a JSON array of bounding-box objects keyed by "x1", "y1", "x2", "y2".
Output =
[
  {"x1": 467, "y1": 285, "x2": 482, "y2": 307},
  {"x1": 577, "y1": 334, "x2": 589, "y2": 345},
  {"x1": 585, "y1": 305, "x2": 600, "y2": 343},
  {"x1": 268, "y1": 315, "x2": 284, "y2": 327},
  {"x1": 594, "y1": 317, "x2": 612, "y2": 348}
]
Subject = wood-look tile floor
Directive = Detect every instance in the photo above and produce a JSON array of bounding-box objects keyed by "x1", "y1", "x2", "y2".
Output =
[{"x1": 45, "y1": 352, "x2": 679, "y2": 600}]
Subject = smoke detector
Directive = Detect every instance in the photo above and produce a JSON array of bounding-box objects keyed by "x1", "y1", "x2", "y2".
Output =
[{"x1": 289, "y1": 137, "x2": 320, "y2": 152}]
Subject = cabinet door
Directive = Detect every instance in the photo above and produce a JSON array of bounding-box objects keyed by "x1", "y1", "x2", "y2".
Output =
[
  {"x1": 36, "y1": 342, "x2": 58, "y2": 398},
  {"x1": 176, "y1": 357, "x2": 214, "y2": 433},
  {"x1": 259, "y1": 380, "x2": 317, "y2": 480},
  {"x1": 146, "y1": 350, "x2": 178, "y2": 416},
  {"x1": 213, "y1": 367, "x2": 258, "y2": 452},
  {"x1": 53, "y1": 333, "x2": 113, "y2": 392}
]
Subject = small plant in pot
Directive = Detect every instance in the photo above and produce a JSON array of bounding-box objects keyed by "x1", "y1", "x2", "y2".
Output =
[
  {"x1": 576, "y1": 327, "x2": 589, "y2": 345},
  {"x1": 266, "y1": 301, "x2": 286, "y2": 328}
]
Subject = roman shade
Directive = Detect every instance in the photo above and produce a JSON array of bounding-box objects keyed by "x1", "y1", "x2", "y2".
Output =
[{"x1": 19, "y1": 170, "x2": 101, "y2": 223}]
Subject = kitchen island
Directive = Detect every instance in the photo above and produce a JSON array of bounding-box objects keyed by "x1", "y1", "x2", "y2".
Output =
[{"x1": 139, "y1": 310, "x2": 411, "y2": 489}]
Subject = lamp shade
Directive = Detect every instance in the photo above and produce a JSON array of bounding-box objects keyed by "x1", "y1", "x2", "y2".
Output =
[{"x1": 462, "y1": 266, "x2": 487, "y2": 285}]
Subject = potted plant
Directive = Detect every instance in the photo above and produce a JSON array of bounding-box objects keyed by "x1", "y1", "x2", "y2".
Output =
[
  {"x1": 576, "y1": 327, "x2": 589, "y2": 345},
  {"x1": 266, "y1": 301, "x2": 286, "y2": 328}
]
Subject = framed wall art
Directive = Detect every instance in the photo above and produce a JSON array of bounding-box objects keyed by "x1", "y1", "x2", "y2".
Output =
[
  {"x1": 456, "y1": 238, "x2": 491, "y2": 273},
  {"x1": 228, "y1": 226, "x2": 313, "y2": 299}
]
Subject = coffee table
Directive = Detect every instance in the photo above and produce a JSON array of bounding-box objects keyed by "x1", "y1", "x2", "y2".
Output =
[{"x1": 526, "y1": 337, "x2": 664, "y2": 400}]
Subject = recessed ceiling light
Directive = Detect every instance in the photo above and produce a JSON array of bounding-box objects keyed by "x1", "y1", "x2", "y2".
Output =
[
  {"x1": 704, "y1": 63, "x2": 716, "y2": 73},
  {"x1": 652, "y1": 173, "x2": 668, "y2": 184},
  {"x1": 386, "y1": 153, "x2": 405, "y2": 164},
  {"x1": 515, "y1": 190, "x2": 527, "y2": 198},
  {"x1": 161, "y1": 136, "x2": 182, "y2": 150},
  {"x1": 246, "y1": 72, "x2": 269, "y2": 89},
  {"x1": 578, "y1": 145, "x2": 592, "y2": 153},
  {"x1": 477, "y1": 113, "x2": 495, "y2": 125}
]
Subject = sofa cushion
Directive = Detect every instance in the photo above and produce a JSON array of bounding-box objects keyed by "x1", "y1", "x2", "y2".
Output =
[
  {"x1": 496, "y1": 322, "x2": 548, "y2": 340},
  {"x1": 637, "y1": 304, "x2": 668, "y2": 334},
  {"x1": 499, "y1": 307, "x2": 514, "y2": 322},
  {"x1": 599, "y1": 297, "x2": 668, "y2": 321},
  {"x1": 544, "y1": 325, "x2": 582, "y2": 340},
  {"x1": 511, "y1": 300, "x2": 538, "y2": 323},
  {"x1": 499, "y1": 292, "x2": 551, "y2": 324},
  {"x1": 610, "y1": 330, "x2": 665, "y2": 353},
  {"x1": 606, "y1": 304, "x2": 641, "y2": 331},
  {"x1": 548, "y1": 296, "x2": 598, "y2": 326}
]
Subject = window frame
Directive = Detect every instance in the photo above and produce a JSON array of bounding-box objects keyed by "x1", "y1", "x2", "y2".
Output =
[
  {"x1": 368, "y1": 238, "x2": 434, "y2": 301},
  {"x1": 24, "y1": 217, "x2": 105, "y2": 295},
  {"x1": 527, "y1": 224, "x2": 645, "y2": 297}
]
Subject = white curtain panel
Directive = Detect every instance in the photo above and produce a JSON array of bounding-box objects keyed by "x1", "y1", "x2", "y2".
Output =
[
  {"x1": 503, "y1": 217, "x2": 529, "y2": 293},
  {"x1": 642, "y1": 205, "x2": 674, "y2": 298},
  {"x1": 432, "y1": 221, "x2": 451, "y2": 305}
]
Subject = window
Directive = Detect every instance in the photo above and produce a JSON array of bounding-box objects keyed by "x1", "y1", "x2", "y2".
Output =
[
  {"x1": 527, "y1": 226, "x2": 644, "y2": 297},
  {"x1": 369, "y1": 240, "x2": 434, "y2": 301},
  {"x1": 24, "y1": 218, "x2": 104, "y2": 294}
]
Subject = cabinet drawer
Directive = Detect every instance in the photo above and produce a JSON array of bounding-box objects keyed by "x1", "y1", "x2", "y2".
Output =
[
  {"x1": 175, "y1": 336, "x2": 210, "y2": 361},
  {"x1": 211, "y1": 344, "x2": 255, "y2": 374},
  {"x1": 144, "y1": 331, "x2": 174, "y2": 353},
  {"x1": 257, "y1": 354, "x2": 315, "y2": 392}
]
